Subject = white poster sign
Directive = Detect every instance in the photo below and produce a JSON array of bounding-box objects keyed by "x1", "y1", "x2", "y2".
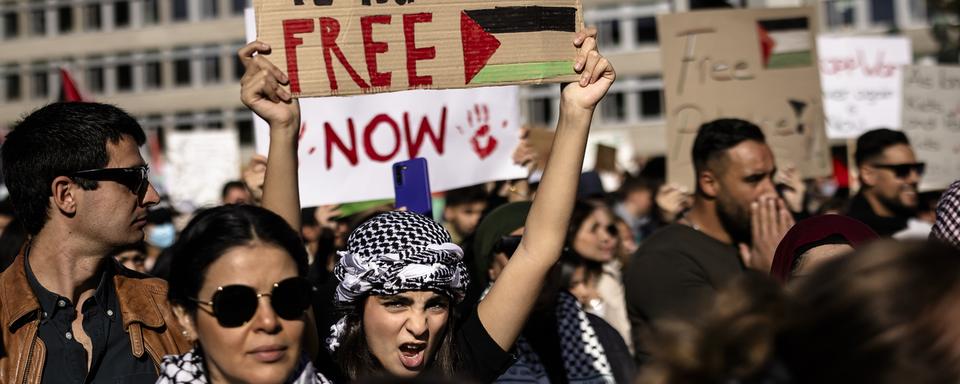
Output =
[
  {"x1": 818, "y1": 36, "x2": 912, "y2": 139},
  {"x1": 246, "y1": 8, "x2": 526, "y2": 206},
  {"x1": 901, "y1": 65, "x2": 960, "y2": 192},
  {"x1": 254, "y1": 87, "x2": 525, "y2": 206},
  {"x1": 165, "y1": 130, "x2": 241, "y2": 209}
]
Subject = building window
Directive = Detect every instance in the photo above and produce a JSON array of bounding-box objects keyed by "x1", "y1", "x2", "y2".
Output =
[
  {"x1": 596, "y1": 19, "x2": 621, "y2": 49},
  {"x1": 2, "y1": 11, "x2": 18, "y2": 39},
  {"x1": 114, "y1": 1, "x2": 130, "y2": 28},
  {"x1": 172, "y1": 0, "x2": 189, "y2": 21},
  {"x1": 57, "y1": 6, "x2": 73, "y2": 34},
  {"x1": 174, "y1": 111, "x2": 194, "y2": 130},
  {"x1": 143, "y1": 0, "x2": 160, "y2": 24},
  {"x1": 233, "y1": 44, "x2": 246, "y2": 80},
  {"x1": 29, "y1": 8, "x2": 45, "y2": 36},
  {"x1": 639, "y1": 89, "x2": 662, "y2": 120},
  {"x1": 204, "y1": 109, "x2": 223, "y2": 128},
  {"x1": 635, "y1": 17, "x2": 657, "y2": 45},
  {"x1": 173, "y1": 47, "x2": 192, "y2": 86},
  {"x1": 4, "y1": 64, "x2": 21, "y2": 101},
  {"x1": 200, "y1": 0, "x2": 219, "y2": 19},
  {"x1": 528, "y1": 97, "x2": 554, "y2": 126},
  {"x1": 84, "y1": 3, "x2": 101, "y2": 31},
  {"x1": 870, "y1": 0, "x2": 895, "y2": 26},
  {"x1": 86, "y1": 58, "x2": 104, "y2": 94},
  {"x1": 31, "y1": 63, "x2": 48, "y2": 99},
  {"x1": 144, "y1": 52, "x2": 163, "y2": 89},
  {"x1": 232, "y1": 0, "x2": 247, "y2": 15},
  {"x1": 600, "y1": 92, "x2": 626, "y2": 122},
  {"x1": 202, "y1": 48, "x2": 221, "y2": 84},
  {"x1": 236, "y1": 107, "x2": 254, "y2": 144},
  {"x1": 116, "y1": 55, "x2": 133, "y2": 92}
]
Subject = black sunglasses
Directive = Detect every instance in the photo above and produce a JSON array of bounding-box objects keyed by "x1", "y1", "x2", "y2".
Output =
[
  {"x1": 70, "y1": 165, "x2": 150, "y2": 194},
  {"x1": 872, "y1": 162, "x2": 925, "y2": 179},
  {"x1": 190, "y1": 277, "x2": 314, "y2": 328},
  {"x1": 495, "y1": 235, "x2": 523, "y2": 257}
]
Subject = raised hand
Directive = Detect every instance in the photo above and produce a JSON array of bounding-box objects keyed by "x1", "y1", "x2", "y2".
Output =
[
  {"x1": 562, "y1": 27, "x2": 616, "y2": 111},
  {"x1": 739, "y1": 196, "x2": 795, "y2": 271},
  {"x1": 239, "y1": 41, "x2": 300, "y2": 131}
]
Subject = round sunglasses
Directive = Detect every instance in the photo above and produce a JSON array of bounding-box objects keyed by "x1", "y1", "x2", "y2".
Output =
[{"x1": 190, "y1": 277, "x2": 314, "y2": 328}]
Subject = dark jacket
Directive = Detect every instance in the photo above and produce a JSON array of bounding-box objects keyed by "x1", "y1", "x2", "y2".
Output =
[{"x1": 0, "y1": 252, "x2": 190, "y2": 384}]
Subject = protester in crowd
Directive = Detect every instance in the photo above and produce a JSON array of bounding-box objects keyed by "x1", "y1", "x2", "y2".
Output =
[
  {"x1": 931, "y1": 179, "x2": 960, "y2": 249},
  {"x1": 301, "y1": 205, "x2": 340, "y2": 269},
  {"x1": 0, "y1": 102, "x2": 189, "y2": 381},
  {"x1": 157, "y1": 39, "x2": 320, "y2": 383},
  {"x1": 161, "y1": 205, "x2": 327, "y2": 384},
  {"x1": 111, "y1": 242, "x2": 148, "y2": 273},
  {"x1": 638, "y1": 240, "x2": 960, "y2": 384},
  {"x1": 442, "y1": 185, "x2": 488, "y2": 245},
  {"x1": 0, "y1": 217, "x2": 26, "y2": 273},
  {"x1": 473, "y1": 202, "x2": 634, "y2": 383},
  {"x1": 222, "y1": 180, "x2": 254, "y2": 205},
  {"x1": 613, "y1": 176, "x2": 658, "y2": 242},
  {"x1": 144, "y1": 206, "x2": 177, "y2": 272},
  {"x1": 567, "y1": 200, "x2": 632, "y2": 352},
  {"x1": 769, "y1": 214, "x2": 878, "y2": 282},
  {"x1": 846, "y1": 128, "x2": 924, "y2": 236},
  {"x1": 322, "y1": 28, "x2": 615, "y2": 381},
  {"x1": 624, "y1": 118, "x2": 794, "y2": 363},
  {"x1": 613, "y1": 216, "x2": 639, "y2": 256}
]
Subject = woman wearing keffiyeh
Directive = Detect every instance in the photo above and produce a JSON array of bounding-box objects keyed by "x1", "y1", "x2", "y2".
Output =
[{"x1": 324, "y1": 27, "x2": 617, "y2": 382}]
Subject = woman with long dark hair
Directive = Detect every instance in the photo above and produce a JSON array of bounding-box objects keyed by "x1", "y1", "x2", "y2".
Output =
[{"x1": 323, "y1": 28, "x2": 616, "y2": 381}]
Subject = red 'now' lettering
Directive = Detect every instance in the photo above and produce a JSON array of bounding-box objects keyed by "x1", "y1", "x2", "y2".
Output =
[
  {"x1": 322, "y1": 107, "x2": 447, "y2": 169},
  {"x1": 282, "y1": 13, "x2": 436, "y2": 93}
]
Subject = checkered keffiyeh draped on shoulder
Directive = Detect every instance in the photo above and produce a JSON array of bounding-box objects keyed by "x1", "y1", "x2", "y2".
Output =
[
  {"x1": 334, "y1": 211, "x2": 470, "y2": 304},
  {"x1": 932, "y1": 179, "x2": 960, "y2": 249}
]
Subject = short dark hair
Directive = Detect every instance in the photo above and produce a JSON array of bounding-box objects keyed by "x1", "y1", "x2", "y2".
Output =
[
  {"x1": 1, "y1": 102, "x2": 146, "y2": 235},
  {"x1": 854, "y1": 128, "x2": 910, "y2": 167},
  {"x1": 167, "y1": 205, "x2": 309, "y2": 313},
  {"x1": 443, "y1": 184, "x2": 487, "y2": 208},
  {"x1": 691, "y1": 119, "x2": 766, "y2": 190},
  {"x1": 221, "y1": 180, "x2": 248, "y2": 200}
]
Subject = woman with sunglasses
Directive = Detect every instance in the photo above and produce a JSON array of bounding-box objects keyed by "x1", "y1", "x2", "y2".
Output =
[
  {"x1": 156, "y1": 41, "x2": 326, "y2": 383},
  {"x1": 323, "y1": 28, "x2": 616, "y2": 382}
]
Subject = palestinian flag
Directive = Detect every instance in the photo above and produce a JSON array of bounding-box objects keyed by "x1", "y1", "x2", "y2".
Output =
[{"x1": 461, "y1": 6, "x2": 577, "y2": 85}]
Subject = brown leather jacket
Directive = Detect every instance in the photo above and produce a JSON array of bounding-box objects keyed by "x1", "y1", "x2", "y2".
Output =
[{"x1": 0, "y1": 252, "x2": 190, "y2": 384}]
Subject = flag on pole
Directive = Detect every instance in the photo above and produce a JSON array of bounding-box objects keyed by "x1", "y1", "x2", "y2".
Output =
[{"x1": 58, "y1": 67, "x2": 87, "y2": 102}]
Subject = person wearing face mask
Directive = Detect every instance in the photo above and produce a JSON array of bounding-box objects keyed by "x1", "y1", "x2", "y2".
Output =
[
  {"x1": 323, "y1": 28, "x2": 616, "y2": 382},
  {"x1": 144, "y1": 207, "x2": 177, "y2": 272}
]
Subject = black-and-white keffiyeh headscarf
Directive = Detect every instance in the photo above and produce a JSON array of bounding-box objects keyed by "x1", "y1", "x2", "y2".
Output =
[
  {"x1": 155, "y1": 349, "x2": 331, "y2": 384},
  {"x1": 484, "y1": 288, "x2": 615, "y2": 384},
  {"x1": 327, "y1": 211, "x2": 470, "y2": 352},
  {"x1": 932, "y1": 179, "x2": 960, "y2": 249}
]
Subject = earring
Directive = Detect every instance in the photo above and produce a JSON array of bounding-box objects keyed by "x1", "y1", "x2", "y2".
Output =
[{"x1": 181, "y1": 330, "x2": 189, "y2": 337}]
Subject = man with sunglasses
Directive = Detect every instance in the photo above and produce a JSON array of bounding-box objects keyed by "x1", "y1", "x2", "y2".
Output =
[
  {"x1": 0, "y1": 102, "x2": 189, "y2": 383},
  {"x1": 847, "y1": 128, "x2": 925, "y2": 237}
]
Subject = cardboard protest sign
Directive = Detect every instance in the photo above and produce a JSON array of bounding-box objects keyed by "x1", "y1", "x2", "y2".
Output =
[
  {"x1": 901, "y1": 65, "x2": 960, "y2": 191},
  {"x1": 254, "y1": 86, "x2": 527, "y2": 206},
  {"x1": 818, "y1": 36, "x2": 912, "y2": 139},
  {"x1": 165, "y1": 130, "x2": 241, "y2": 210},
  {"x1": 253, "y1": 0, "x2": 581, "y2": 97},
  {"x1": 658, "y1": 7, "x2": 832, "y2": 189}
]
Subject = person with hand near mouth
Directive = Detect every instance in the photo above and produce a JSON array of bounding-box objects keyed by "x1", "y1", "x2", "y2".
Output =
[
  {"x1": 156, "y1": 41, "x2": 327, "y2": 384},
  {"x1": 324, "y1": 27, "x2": 615, "y2": 382}
]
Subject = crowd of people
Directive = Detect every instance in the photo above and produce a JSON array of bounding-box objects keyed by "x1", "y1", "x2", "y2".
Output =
[{"x1": 0, "y1": 25, "x2": 959, "y2": 384}]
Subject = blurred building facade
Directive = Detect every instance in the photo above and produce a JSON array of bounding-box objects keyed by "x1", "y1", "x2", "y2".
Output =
[{"x1": 0, "y1": 0, "x2": 942, "y2": 165}]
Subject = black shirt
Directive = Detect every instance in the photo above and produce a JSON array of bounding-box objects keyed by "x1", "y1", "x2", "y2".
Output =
[
  {"x1": 24, "y1": 254, "x2": 157, "y2": 384},
  {"x1": 846, "y1": 192, "x2": 909, "y2": 237},
  {"x1": 455, "y1": 307, "x2": 517, "y2": 382},
  {"x1": 623, "y1": 224, "x2": 744, "y2": 364}
]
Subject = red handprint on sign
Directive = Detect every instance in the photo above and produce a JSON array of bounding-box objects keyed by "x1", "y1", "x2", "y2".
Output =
[{"x1": 457, "y1": 103, "x2": 505, "y2": 160}]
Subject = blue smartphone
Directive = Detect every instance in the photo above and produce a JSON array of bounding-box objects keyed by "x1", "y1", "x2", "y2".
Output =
[{"x1": 393, "y1": 158, "x2": 433, "y2": 217}]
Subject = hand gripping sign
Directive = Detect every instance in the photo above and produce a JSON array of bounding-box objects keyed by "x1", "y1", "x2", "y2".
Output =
[{"x1": 254, "y1": 0, "x2": 582, "y2": 97}]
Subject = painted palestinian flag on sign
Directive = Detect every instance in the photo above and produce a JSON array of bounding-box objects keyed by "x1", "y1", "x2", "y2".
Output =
[{"x1": 461, "y1": 6, "x2": 578, "y2": 85}]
